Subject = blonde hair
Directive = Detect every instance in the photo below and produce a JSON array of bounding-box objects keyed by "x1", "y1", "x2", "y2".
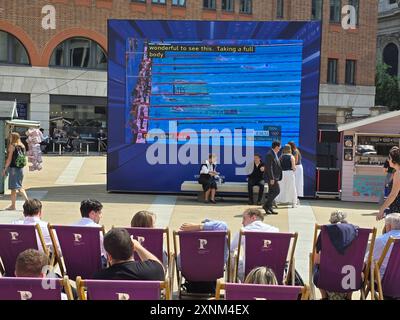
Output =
[
  {"x1": 9, "y1": 132, "x2": 24, "y2": 148},
  {"x1": 282, "y1": 144, "x2": 292, "y2": 155},
  {"x1": 131, "y1": 210, "x2": 156, "y2": 228},
  {"x1": 329, "y1": 210, "x2": 348, "y2": 224},
  {"x1": 244, "y1": 267, "x2": 278, "y2": 285}
]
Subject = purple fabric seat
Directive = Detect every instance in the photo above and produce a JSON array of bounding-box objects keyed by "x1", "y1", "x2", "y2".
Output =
[
  {"x1": 76, "y1": 277, "x2": 169, "y2": 300},
  {"x1": 311, "y1": 225, "x2": 376, "y2": 298},
  {"x1": 237, "y1": 231, "x2": 297, "y2": 284},
  {"x1": 375, "y1": 238, "x2": 400, "y2": 299},
  {"x1": 173, "y1": 230, "x2": 230, "y2": 297},
  {"x1": 48, "y1": 224, "x2": 103, "y2": 280},
  {"x1": 216, "y1": 281, "x2": 307, "y2": 300},
  {"x1": 175, "y1": 230, "x2": 228, "y2": 281},
  {"x1": 0, "y1": 224, "x2": 48, "y2": 277},
  {"x1": 124, "y1": 227, "x2": 169, "y2": 264},
  {"x1": 0, "y1": 277, "x2": 71, "y2": 300}
]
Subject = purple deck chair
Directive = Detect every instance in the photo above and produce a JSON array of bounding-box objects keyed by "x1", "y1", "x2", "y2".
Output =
[
  {"x1": 215, "y1": 280, "x2": 309, "y2": 300},
  {"x1": 235, "y1": 231, "x2": 297, "y2": 284},
  {"x1": 48, "y1": 224, "x2": 104, "y2": 280},
  {"x1": 309, "y1": 225, "x2": 376, "y2": 300},
  {"x1": 76, "y1": 277, "x2": 170, "y2": 300},
  {"x1": 0, "y1": 276, "x2": 73, "y2": 300},
  {"x1": 173, "y1": 230, "x2": 230, "y2": 297},
  {"x1": 373, "y1": 238, "x2": 400, "y2": 300},
  {"x1": 0, "y1": 224, "x2": 48, "y2": 276},
  {"x1": 124, "y1": 227, "x2": 170, "y2": 266}
]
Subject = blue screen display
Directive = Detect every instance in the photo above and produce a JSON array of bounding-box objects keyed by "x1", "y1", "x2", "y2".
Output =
[{"x1": 108, "y1": 20, "x2": 322, "y2": 196}]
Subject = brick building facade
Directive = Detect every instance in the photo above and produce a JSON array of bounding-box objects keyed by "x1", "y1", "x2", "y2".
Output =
[{"x1": 0, "y1": 0, "x2": 378, "y2": 134}]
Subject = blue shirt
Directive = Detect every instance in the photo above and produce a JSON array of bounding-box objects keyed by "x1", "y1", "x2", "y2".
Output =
[
  {"x1": 202, "y1": 219, "x2": 229, "y2": 263},
  {"x1": 365, "y1": 230, "x2": 400, "y2": 278}
]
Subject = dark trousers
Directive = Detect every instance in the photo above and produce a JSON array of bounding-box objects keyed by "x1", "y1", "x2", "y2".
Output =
[
  {"x1": 264, "y1": 180, "x2": 280, "y2": 210},
  {"x1": 248, "y1": 179, "x2": 265, "y2": 202}
]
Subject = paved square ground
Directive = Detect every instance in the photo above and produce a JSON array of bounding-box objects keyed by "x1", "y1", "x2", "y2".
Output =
[{"x1": 0, "y1": 156, "x2": 384, "y2": 297}]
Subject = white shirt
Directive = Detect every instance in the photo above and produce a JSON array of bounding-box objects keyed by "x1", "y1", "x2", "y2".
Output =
[
  {"x1": 230, "y1": 220, "x2": 279, "y2": 281},
  {"x1": 230, "y1": 220, "x2": 280, "y2": 253},
  {"x1": 200, "y1": 160, "x2": 216, "y2": 175},
  {"x1": 365, "y1": 230, "x2": 400, "y2": 279},
  {"x1": 72, "y1": 218, "x2": 106, "y2": 257},
  {"x1": 13, "y1": 216, "x2": 52, "y2": 252}
]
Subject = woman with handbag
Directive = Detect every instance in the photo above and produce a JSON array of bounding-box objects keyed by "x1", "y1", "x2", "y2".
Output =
[
  {"x1": 2, "y1": 132, "x2": 29, "y2": 210},
  {"x1": 198, "y1": 154, "x2": 219, "y2": 204}
]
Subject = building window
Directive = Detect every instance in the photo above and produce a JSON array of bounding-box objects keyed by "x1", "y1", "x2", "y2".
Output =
[
  {"x1": 0, "y1": 31, "x2": 30, "y2": 65},
  {"x1": 327, "y1": 58, "x2": 338, "y2": 84},
  {"x1": 131, "y1": 0, "x2": 146, "y2": 2},
  {"x1": 49, "y1": 37, "x2": 107, "y2": 70},
  {"x1": 311, "y1": 0, "x2": 323, "y2": 20},
  {"x1": 345, "y1": 60, "x2": 356, "y2": 85},
  {"x1": 276, "y1": 0, "x2": 284, "y2": 18},
  {"x1": 383, "y1": 43, "x2": 399, "y2": 77},
  {"x1": 240, "y1": 0, "x2": 252, "y2": 14},
  {"x1": 152, "y1": 0, "x2": 165, "y2": 3},
  {"x1": 203, "y1": 0, "x2": 216, "y2": 9},
  {"x1": 50, "y1": 101, "x2": 107, "y2": 148},
  {"x1": 172, "y1": 0, "x2": 185, "y2": 6},
  {"x1": 330, "y1": 0, "x2": 341, "y2": 23},
  {"x1": 348, "y1": 0, "x2": 359, "y2": 25},
  {"x1": 222, "y1": 0, "x2": 234, "y2": 11}
]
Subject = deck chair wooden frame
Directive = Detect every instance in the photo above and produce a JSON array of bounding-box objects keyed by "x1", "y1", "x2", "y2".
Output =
[
  {"x1": 173, "y1": 230, "x2": 231, "y2": 299},
  {"x1": 365, "y1": 237, "x2": 400, "y2": 300},
  {"x1": 308, "y1": 224, "x2": 376, "y2": 300},
  {"x1": 62, "y1": 275, "x2": 75, "y2": 300},
  {"x1": 0, "y1": 224, "x2": 50, "y2": 276},
  {"x1": 76, "y1": 277, "x2": 170, "y2": 300},
  {"x1": 215, "y1": 280, "x2": 310, "y2": 300},
  {"x1": 47, "y1": 223, "x2": 106, "y2": 277},
  {"x1": 234, "y1": 231, "x2": 298, "y2": 284}
]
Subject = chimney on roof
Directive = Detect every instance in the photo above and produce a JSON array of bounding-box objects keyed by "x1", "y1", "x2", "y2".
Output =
[
  {"x1": 370, "y1": 106, "x2": 387, "y2": 117},
  {"x1": 336, "y1": 107, "x2": 353, "y2": 124}
]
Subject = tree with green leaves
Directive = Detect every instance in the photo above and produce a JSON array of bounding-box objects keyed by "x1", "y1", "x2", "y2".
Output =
[{"x1": 375, "y1": 62, "x2": 400, "y2": 111}]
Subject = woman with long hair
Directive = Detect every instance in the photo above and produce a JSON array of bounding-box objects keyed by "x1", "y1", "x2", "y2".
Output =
[
  {"x1": 2, "y1": 132, "x2": 29, "y2": 210},
  {"x1": 275, "y1": 145, "x2": 298, "y2": 208},
  {"x1": 288, "y1": 141, "x2": 304, "y2": 199},
  {"x1": 377, "y1": 148, "x2": 400, "y2": 221}
]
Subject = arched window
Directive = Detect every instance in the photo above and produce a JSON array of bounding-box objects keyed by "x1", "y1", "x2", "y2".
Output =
[
  {"x1": 383, "y1": 43, "x2": 399, "y2": 77},
  {"x1": 0, "y1": 30, "x2": 30, "y2": 65},
  {"x1": 49, "y1": 37, "x2": 107, "y2": 70}
]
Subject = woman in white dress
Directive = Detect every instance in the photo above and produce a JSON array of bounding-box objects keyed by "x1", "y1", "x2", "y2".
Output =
[
  {"x1": 289, "y1": 141, "x2": 304, "y2": 199},
  {"x1": 275, "y1": 145, "x2": 298, "y2": 207}
]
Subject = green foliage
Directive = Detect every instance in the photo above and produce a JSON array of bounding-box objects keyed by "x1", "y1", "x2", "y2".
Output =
[{"x1": 375, "y1": 62, "x2": 400, "y2": 111}]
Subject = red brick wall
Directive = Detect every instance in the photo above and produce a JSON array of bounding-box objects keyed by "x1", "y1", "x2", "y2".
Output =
[{"x1": 0, "y1": 0, "x2": 377, "y2": 85}]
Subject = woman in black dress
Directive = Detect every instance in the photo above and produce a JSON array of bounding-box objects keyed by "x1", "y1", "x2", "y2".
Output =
[
  {"x1": 377, "y1": 148, "x2": 400, "y2": 220},
  {"x1": 198, "y1": 154, "x2": 219, "y2": 204}
]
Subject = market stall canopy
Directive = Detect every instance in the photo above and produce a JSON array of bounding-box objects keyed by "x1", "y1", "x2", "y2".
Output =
[
  {"x1": 0, "y1": 100, "x2": 18, "y2": 120},
  {"x1": 338, "y1": 110, "x2": 400, "y2": 132},
  {"x1": 6, "y1": 119, "x2": 40, "y2": 129}
]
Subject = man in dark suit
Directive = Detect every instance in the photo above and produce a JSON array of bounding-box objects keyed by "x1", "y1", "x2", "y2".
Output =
[
  {"x1": 247, "y1": 154, "x2": 265, "y2": 205},
  {"x1": 263, "y1": 141, "x2": 282, "y2": 215}
]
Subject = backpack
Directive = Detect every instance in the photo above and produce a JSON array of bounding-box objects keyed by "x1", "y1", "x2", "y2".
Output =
[{"x1": 14, "y1": 146, "x2": 27, "y2": 168}]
